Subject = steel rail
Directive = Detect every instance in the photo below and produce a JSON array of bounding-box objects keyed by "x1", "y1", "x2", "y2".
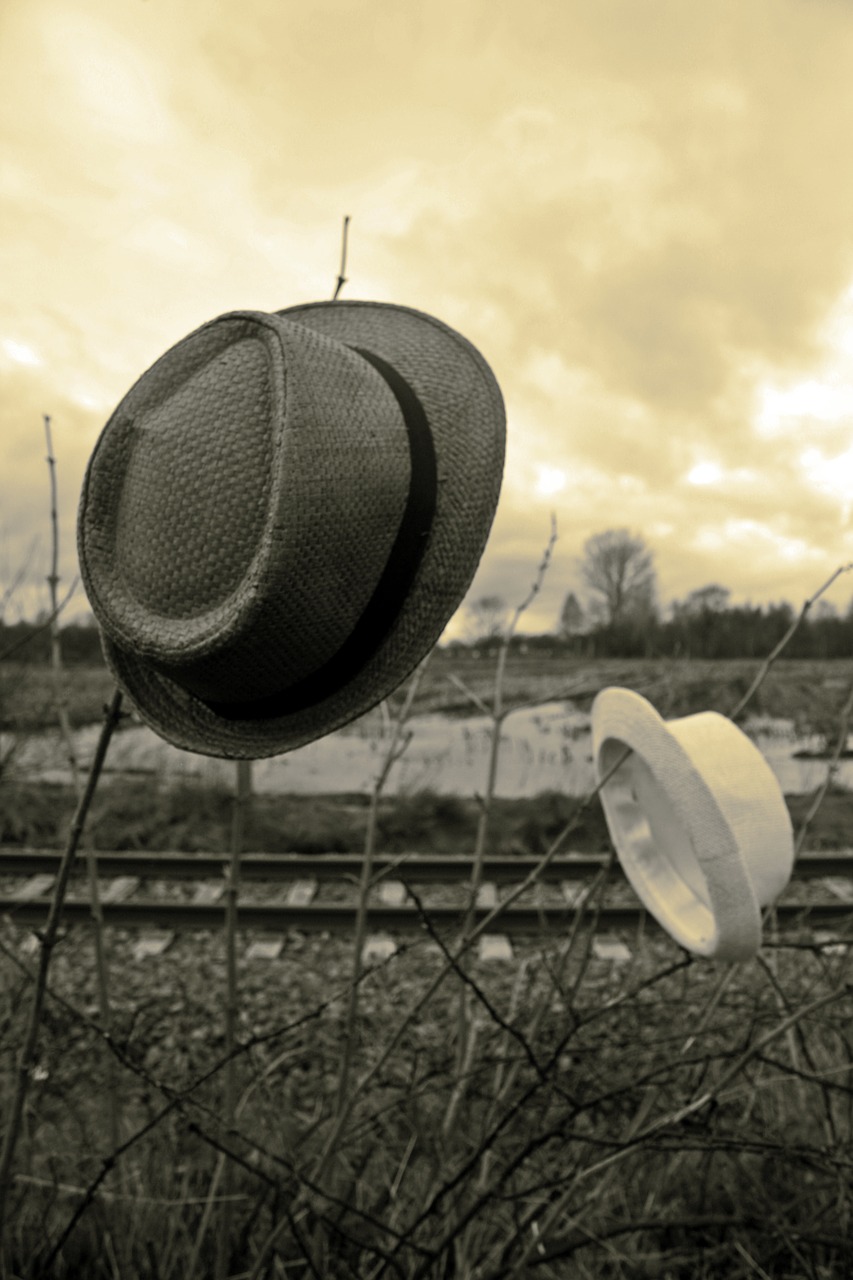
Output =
[
  {"x1": 1, "y1": 848, "x2": 850, "y2": 882},
  {"x1": 1, "y1": 896, "x2": 851, "y2": 936}
]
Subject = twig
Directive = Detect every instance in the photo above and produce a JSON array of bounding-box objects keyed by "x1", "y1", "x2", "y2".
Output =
[
  {"x1": 447, "y1": 672, "x2": 492, "y2": 718},
  {"x1": 0, "y1": 927, "x2": 407, "y2": 1274},
  {"x1": 0, "y1": 536, "x2": 39, "y2": 618},
  {"x1": 43, "y1": 413, "x2": 118, "y2": 1154},
  {"x1": 320, "y1": 741, "x2": 632, "y2": 1177},
  {"x1": 0, "y1": 688, "x2": 124, "y2": 1241},
  {"x1": 332, "y1": 214, "x2": 350, "y2": 301},
  {"x1": 0, "y1": 578, "x2": 77, "y2": 661},
  {"x1": 215, "y1": 757, "x2": 252, "y2": 1280},
  {"x1": 794, "y1": 677, "x2": 853, "y2": 857},
  {"x1": 450, "y1": 518, "x2": 557, "y2": 1108},
  {"x1": 729, "y1": 562, "x2": 853, "y2": 720},
  {"x1": 323, "y1": 657, "x2": 430, "y2": 1167},
  {"x1": 0, "y1": 927, "x2": 397, "y2": 1182},
  {"x1": 465, "y1": 520, "x2": 559, "y2": 868},
  {"x1": 405, "y1": 882, "x2": 547, "y2": 1083},
  {"x1": 43, "y1": 415, "x2": 80, "y2": 794},
  {"x1": 500, "y1": 984, "x2": 851, "y2": 1278}
]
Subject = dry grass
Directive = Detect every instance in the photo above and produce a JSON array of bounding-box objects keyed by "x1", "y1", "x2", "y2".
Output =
[
  {"x1": 1, "y1": 898, "x2": 851, "y2": 1278},
  {"x1": 3, "y1": 654, "x2": 853, "y2": 734},
  {"x1": 3, "y1": 640, "x2": 853, "y2": 1277}
]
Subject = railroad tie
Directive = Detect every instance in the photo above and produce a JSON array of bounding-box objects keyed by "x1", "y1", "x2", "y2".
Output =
[
  {"x1": 100, "y1": 876, "x2": 140, "y2": 904},
  {"x1": 813, "y1": 930, "x2": 849, "y2": 956},
  {"x1": 378, "y1": 879, "x2": 408, "y2": 906},
  {"x1": 560, "y1": 881, "x2": 591, "y2": 908},
  {"x1": 10, "y1": 874, "x2": 55, "y2": 901},
  {"x1": 475, "y1": 881, "x2": 498, "y2": 910},
  {"x1": 192, "y1": 881, "x2": 225, "y2": 905},
  {"x1": 593, "y1": 938, "x2": 631, "y2": 963},
  {"x1": 286, "y1": 879, "x2": 318, "y2": 907},
  {"x1": 132, "y1": 932, "x2": 174, "y2": 961},
  {"x1": 478, "y1": 934, "x2": 514, "y2": 962},
  {"x1": 363, "y1": 933, "x2": 397, "y2": 963},
  {"x1": 822, "y1": 877, "x2": 853, "y2": 904},
  {"x1": 245, "y1": 937, "x2": 284, "y2": 960}
]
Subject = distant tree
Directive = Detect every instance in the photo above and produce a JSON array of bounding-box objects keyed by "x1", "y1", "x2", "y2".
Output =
[
  {"x1": 676, "y1": 584, "x2": 731, "y2": 617},
  {"x1": 464, "y1": 593, "x2": 510, "y2": 642},
  {"x1": 811, "y1": 599, "x2": 838, "y2": 621},
  {"x1": 808, "y1": 598, "x2": 850, "y2": 658},
  {"x1": 668, "y1": 584, "x2": 732, "y2": 657},
  {"x1": 578, "y1": 529, "x2": 657, "y2": 627},
  {"x1": 60, "y1": 622, "x2": 105, "y2": 665},
  {"x1": 557, "y1": 591, "x2": 585, "y2": 641}
]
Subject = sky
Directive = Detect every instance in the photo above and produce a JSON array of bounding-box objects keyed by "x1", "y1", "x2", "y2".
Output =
[{"x1": 3, "y1": 0, "x2": 853, "y2": 636}]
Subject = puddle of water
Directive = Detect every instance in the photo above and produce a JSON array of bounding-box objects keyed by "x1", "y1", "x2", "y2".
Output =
[{"x1": 2, "y1": 704, "x2": 849, "y2": 797}]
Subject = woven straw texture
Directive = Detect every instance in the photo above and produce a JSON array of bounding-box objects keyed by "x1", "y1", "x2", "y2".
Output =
[
  {"x1": 79, "y1": 301, "x2": 505, "y2": 758},
  {"x1": 592, "y1": 689, "x2": 793, "y2": 961}
]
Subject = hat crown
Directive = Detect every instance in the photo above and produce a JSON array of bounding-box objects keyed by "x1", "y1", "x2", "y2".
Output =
[
  {"x1": 665, "y1": 710, "x2": 793, "y2": 906},
  {"x1": 80, "y1": 311, "x2": 412, "y2": 701},
  {"x1": 592, "y1": 688, "x2": 794, "y2": 960},
  {"x1": 78, "y1": 300, "x2": 506, "y2": 757},
  {"x1": 116, "y1": 333, "x2": 273, "y2": 618}
]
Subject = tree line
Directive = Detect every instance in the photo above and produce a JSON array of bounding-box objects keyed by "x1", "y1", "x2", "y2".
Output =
[
  {"x1": 462, "y1": 528, "x2": 853, "y2": 660},
  {"x1": 2, "y1": 528, "x2": 851, "y2": 664},
  {"x1": 0, "y1": 619, "x2": 105, "y2": 665}
]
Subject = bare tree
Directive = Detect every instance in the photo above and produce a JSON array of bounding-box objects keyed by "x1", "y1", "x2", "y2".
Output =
[
  {"x1": 464, "y1": 593, "x2": 511, "y2": 642},
  {"x1": 557, "y1": 590, "x2": 585, "y2": 641},
  {"x1": 578, "y1": 528, "x2": 657, "y2": 626},
  {"x1": 674, "y1": 583, "x2": 731, "y2": 617}
]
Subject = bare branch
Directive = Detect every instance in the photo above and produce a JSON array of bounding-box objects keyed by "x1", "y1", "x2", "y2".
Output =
[
  {"x1": 729, "y1": 562, "x2": 853, "y2": 720},
  {"x1": 0, "y1": 577, "x2": 78, "y2": 661},
  {"x1": 332, "y1": 214, "x2": 350, "y2": 301},
  {"x1": 0, "y1": 688, "x2": 123, "y2": 1230}
]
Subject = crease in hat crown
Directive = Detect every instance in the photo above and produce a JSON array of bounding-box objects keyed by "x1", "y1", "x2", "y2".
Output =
[
  {"x1": 78, "y1": 300, "x2": 506, "y2": 758},
  {"x1": 81, "y1": 311, "x2": 411, "y2": 695},
  {"x1": 591, "y1": 687, "x2": 794, "y2": 961}
]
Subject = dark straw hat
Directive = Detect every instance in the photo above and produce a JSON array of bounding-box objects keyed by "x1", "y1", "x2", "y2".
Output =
[{"x1": 78, "y1": 301, "x2": 505, "y2": 758}]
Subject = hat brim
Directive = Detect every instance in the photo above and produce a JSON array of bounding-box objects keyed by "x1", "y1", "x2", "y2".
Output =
[
  {"x1": 101, "y1": 301, "x2": 505, "y2": 758},
  {"x1": 591, "y1": 688, "x2": 761, "y2": 960}
]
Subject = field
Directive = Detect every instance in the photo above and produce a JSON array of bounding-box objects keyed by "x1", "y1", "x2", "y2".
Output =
[
  {"x1": 2, "y1": 652, "x2": 853, "y2": 732},
  {"x1": 1, "y1": 653, "x2": 853, "y2": 1278}
]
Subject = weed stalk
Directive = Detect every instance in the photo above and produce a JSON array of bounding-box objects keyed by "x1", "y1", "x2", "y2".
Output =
[
  {"x1": 44, "y1": 413, "x2": 119, "y2": 1153},
  {"x1": 446, "y1": 516, "x2": 557, "y2": 1126},
  {"x1": 0, "y1": 687, "x2": 124, "y2": 1249},
  {"x1": 215, "y1": 757, "x2": 252, "y2": 1279},
  {"x1": 324, "y1": 658, "x2": 429, "y2": 1167}
]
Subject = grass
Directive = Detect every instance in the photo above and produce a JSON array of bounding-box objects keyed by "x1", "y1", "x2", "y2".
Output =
[
  {"x1": 0, "y1": 662, "x2": 114, "y2": 732},
  {"x1": 1, "y1": 906, "x2": 851, "y2": 1278},
  {"x1": 3, "y1": 649, "x2": 853, "y2": 1277},
  {"x1": 1, "y1": 776, "x2": 851, "y2": 855},
  {"x1": 3, "y1": 654, "x2": 853, "y2": 733},
  {"x1": 0, "y1": 777, "x2": 613, "y2": 855},
  {"x1": 404, "y1": 652, "x2": 853, "y2": 727}
]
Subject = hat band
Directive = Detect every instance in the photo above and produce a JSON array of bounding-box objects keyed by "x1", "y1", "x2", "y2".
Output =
[{"x1": 200, "y1": 347, "x2": 438, "y2": 720}]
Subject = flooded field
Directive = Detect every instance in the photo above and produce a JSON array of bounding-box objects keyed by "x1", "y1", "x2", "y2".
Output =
[{"x1": 3, "y1": 700, "x2": 849, "y2": 798}]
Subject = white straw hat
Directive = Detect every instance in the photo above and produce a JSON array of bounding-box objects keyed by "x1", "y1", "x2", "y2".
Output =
[
  {"x1": 78, "y1": 301, "x2": 505, "y2": 758},
  {"x1": 591, "y1": 688, "x2": 794, "y2": 961}
]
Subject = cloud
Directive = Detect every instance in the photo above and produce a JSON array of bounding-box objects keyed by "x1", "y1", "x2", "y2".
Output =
[{"x1": 4, "y1": 0, "x2": 853, "y2": 625}]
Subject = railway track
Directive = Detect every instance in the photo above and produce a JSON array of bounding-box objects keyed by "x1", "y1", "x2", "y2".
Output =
[{"x1": 1, "y1": 848, "x2": 852, "y2": 940}]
